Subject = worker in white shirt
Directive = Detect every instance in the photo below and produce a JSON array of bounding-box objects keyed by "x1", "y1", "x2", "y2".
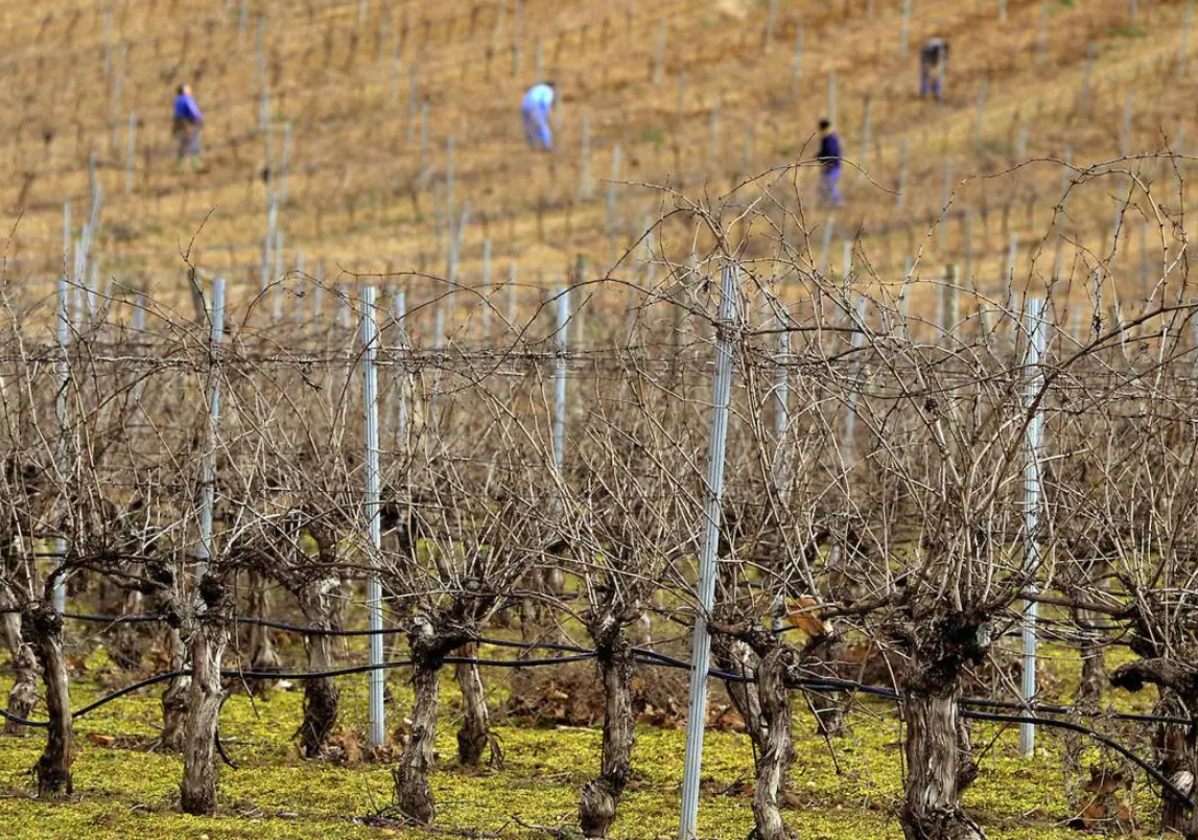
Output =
[{"x1": 521, "y1": 81, "x2": 556, "y2": 151}]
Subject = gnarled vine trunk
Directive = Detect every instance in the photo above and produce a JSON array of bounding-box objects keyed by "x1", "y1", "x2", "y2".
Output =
[
  {"x1": 803, "y1": 630, "x2": 846, "y2": 738},
  {"x1": 712, "y1": 633, "x2": 767, "y2": 761},
  {"x1": 1, "y1": 600, "x2": 22, "y2": 663},
  {"x1": 246, "y1": 570, "x2": 280, "y2": 696},
  {"x1": 518, "y1": 566, "x2": 564, "y2": 647},
  {"x1": 161, "y1": 626, "x2": 191, "y2": 751},
  {"x1": 751, "y1": 647, "x2": 796, "y2": 840},
  {"x1": 297, "y1": 580, "x2": 341, "y2": 759},
  {"x1": 896, "y1": 611, "x2": 988, "y2": 840},
  {"x1": 1154, "y1": 692, "x2": 1197, "y2": 835},
  {"x1": 1077, "y1": 639, "x2": 1105, "y2": 711},
  {"x1": 180, "y1": 576, "x2": 230, "y2": 816},
  {"x1": 180, "y1": 618, "x2": 228, "y2": 815},
  {"x1": 30, "y1": 607, "x2": 73, "y2": 797},
  {"x1": 1, "y1": 583, "x2": 37, "y2": 735},
  {"x1": 6, "y1": 638, "x2": 38, "y2": 735},
  {"x1": 111, "y1": 586, "x2": 145, "y2": 670},
  {"x1": 579, "y1": 621, "x2": 635, "y2": 837},
  {"x1": 1110, "y1": 658, "x2": 1198, "y2": 835},
  {"x1": 512, "y1": 568, "x2": 550, "y2": 702},
  {"x1": 393, "y1": 621, "x2": 450, "y2": 825},
  {"x1": 454, "y1": 642, "x2": 492, "y2": 766},
  {"x1": 1074, "y1": 563, "x2": 1108, "y2": 710},
  {"x1": 899, "y1": 685, "x2": 982, "y2": 840}
]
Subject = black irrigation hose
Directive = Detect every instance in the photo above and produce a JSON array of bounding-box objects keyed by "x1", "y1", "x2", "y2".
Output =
[
  {"x1": 221, "y1": 652, "x2": 598, "y2": 683},
  {"x1": 0, "y1": 649, "x2": 1189, "y2": 809},
  {"x1": 958, "y1": 695, "x2": 1193, "y2": 728},
  {"x1": 0, "y1": 669, "x2": 187, "y2": 728},
  {"x1": 718, "y1": 669, "x2": 1198, "y2": 810},
  {"x1": 0, "y1": 651, "x2": 600, "y2": 728},
  {"x1": 960, "y1": 709, "x2": 1195, "y2": 809},
  {"x1": 53, "y1": 610, "x2": 1198, "y2": 727},
  {"x1": 71, "y1": 670, "x2": 182, "y2": 719}
]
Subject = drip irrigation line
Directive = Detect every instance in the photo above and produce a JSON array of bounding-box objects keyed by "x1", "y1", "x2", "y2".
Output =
[
  {"x1": 697, "y1": 656, "x2": 1196, "y2": 728},
  {"x1": 960, "y1": 709, "x2": 1194, "y2": 809},
  {"x1": 958, "y1": 695, "x2": 1191, "y2": 727},
  {"x1": 737, "y1": 670, "x2": 1196, "y2": 809},
  {"x1": 71, "y1": 670, "x2": 181, "y2": 719},
  {"x1": 45, "y1": 611, "x2": 1197, "y2": 727},
  {"x1": 222, "y1": 652, "x2": 598, "y2": 683},
  {"x1": 63, "y1": 612, "x2": 610, "y2": 651},
  {"x1": 0, "y1": 652, "x2": 601, "y2": 728},
  {"x1": 0, "y1": 649, "x2": 1188, "y2": 805}
]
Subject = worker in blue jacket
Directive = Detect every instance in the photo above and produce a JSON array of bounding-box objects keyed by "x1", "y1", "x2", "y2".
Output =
[
  {"x1": 173, "y1": 84, "x2": 204, "y2": 172},
  {"x1": 521, "y1": 81, "x2": 556, "y2": 151},
  {"x1": 817, "y1": 119, "x2": 843, "y2": 207}
]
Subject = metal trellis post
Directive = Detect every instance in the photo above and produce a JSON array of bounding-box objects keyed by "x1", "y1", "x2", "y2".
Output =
[
  {"x1": 508, "y1": 262, "x2": 518, "y2": 329},
  {"x1": 1020, "y1": 298, "x2": 1046, "y2": 757},
  {"x1": 553, "y1": 286, "x2": 569, "y2": 474},
  {"x1": 580, "y1": 114, "x2": 593, "y2": 200},
  {"x1": 395, "y1": 290, "x2": 408, "y2": 448},
  {"x1": 679, "y1": 264, "x2": 738, "y2": 840},
  {"x1": 273, "y1": 229, "x2": 285, "y2": 322},
  {"x1": 481, "y1": 240, "x2": 493, "y2": 339},
  {"x1": 53, "y1": 276, "x2": 71, "y2": 613},
  {"x1": 362, "y1": 285, "x2": 386, "y2": 747},
  {"x1": 842, "y1": 296, "x2": 867, "y2": 470},
  {"x1": 773, "y1": 325, "x2": 790, "y2": 490},
  {"x1": 197, "y1": 278, "x2": 225, "y2": 583},
  {"x1": 125, "y1": 112, "x2": 136, "y2": 194}
]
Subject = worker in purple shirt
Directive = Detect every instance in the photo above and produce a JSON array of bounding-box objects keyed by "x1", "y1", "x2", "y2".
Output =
[
  {"x1": 817, "y1": 119, "x2": 842, "y2": 208},
  {"x1": 920, "y1": 38, "x2": 949, "y2": 101},
  {"x1": 173, "y1": 84, "x2": 204, "y2": 172}
]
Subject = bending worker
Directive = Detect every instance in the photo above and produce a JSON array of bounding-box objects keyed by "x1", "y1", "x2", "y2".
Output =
[
  {"x1": 920, "y1": 37, "x2": 949, "y2": 101},
  {"x1": 521, "y1": 81, "x2": 556, "y2": 151},
  {"x1": 817, "y1": 119, "x2": 842, "y2": 208},
  {"x1": 173, "y1": 84, "x2": 205, "y2": 172}
]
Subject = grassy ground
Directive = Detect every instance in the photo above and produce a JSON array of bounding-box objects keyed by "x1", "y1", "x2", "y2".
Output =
[{"x1": 0, "y1": 638, "x2": 1164, "y2": 839}]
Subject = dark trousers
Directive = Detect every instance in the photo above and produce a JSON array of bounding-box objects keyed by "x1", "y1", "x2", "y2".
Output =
[{"x1": 174, "y1": 118, "x2": 202, "y2": 158}]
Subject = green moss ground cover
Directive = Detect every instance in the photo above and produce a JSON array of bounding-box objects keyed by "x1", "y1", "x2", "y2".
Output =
[{"x1": 0, "y1": 639, "x2": 1164, "y2": 839}]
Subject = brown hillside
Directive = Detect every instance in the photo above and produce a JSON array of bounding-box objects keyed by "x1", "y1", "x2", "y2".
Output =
[{"x1": 0, "y1": 0, "x2": 1191, "y2": 324}]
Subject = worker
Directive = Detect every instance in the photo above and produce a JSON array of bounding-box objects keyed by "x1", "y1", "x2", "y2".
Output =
[
  {"x1": 521, "y1": 81, "x2": 556, "y2": 151},
  {"x1": 817, "y1": 119, "x2": 842, "y2": 208},
  {"x1": 920, "y1": 38, "x2": 950, "y2": 101},
  {"x1": 173, "y1": 84, "x2": 204, "y2": 172}
]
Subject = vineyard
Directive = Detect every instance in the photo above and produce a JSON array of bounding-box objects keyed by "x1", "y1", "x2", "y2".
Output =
[
  {"x1": 0, "y1": 174, "x2": 1192, "y2": 839},
  {"x1": 0, "y1": 0, "x2": 1197, "y2": 838}
]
